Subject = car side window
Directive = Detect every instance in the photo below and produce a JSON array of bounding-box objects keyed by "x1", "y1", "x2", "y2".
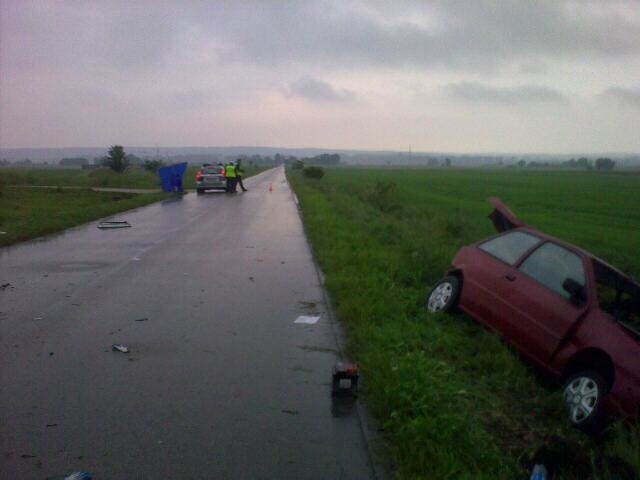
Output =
[
  {"x1": 519, "y1": 242, "x2": 585, "y2": 299},
  {"x1": 478, "y1": 231, "x2": 540, "y2": 265}
]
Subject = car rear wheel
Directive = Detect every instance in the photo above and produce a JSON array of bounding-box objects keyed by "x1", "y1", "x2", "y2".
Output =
[
  {"x1": 197, "y1": 188, "x2": 205, "y2": 195},
  {"x1": 427, "y1": 276, "x2": 460, "y2": 313},
  {"x1": 562, "y1": 370, "x2": 608, "y2": 433}
]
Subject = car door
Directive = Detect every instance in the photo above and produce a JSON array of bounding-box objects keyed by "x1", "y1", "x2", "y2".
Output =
[
  {"x1": 467, "y1": 230, "x2": 542, "y2": 342},
  {"x1": 496, "y1": 241, "x2": 589, "y2": 366}
]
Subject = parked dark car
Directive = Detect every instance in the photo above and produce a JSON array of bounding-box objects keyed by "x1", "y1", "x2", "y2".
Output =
[
  {"x1": 196, "y1": 165, "x2": 226, "y2": 194},
  {"x1": 427, "y1": 197, "x2": 640, "y2": 431}
]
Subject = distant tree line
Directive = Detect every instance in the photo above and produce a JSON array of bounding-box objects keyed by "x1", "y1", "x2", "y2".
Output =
[{"x1": 515, "y1": 157, "x2": 615, "y2": 171}]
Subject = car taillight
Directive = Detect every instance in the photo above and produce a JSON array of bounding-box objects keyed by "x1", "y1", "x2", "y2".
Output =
[
  {"x1": 221, "y1": 168, "x2": 226, "y2": 178},
  {"x1": 196, "y1": 170, "x2": 203, "y2": 181}
]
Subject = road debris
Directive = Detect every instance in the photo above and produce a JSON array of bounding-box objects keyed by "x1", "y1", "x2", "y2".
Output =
[
  {"x1": 297, "y1": 300, "x2": 317, "y2": 310},
  {"x1": 281, "y1": 409, "x2": 299, "y2": 415},
  {"x1": 294, "y1": 315, "x2": 320, "y2": 324},
  {"x1": 530, "y1": 464, "x2": 548, "y2": 480},
  {"x1": 20, "y1": 454, "x2": 36, "y2": 459},
  {"x1": 46, "y1": 423, "x2": 58, "y2": 427},
  {"x1": 134, "y1": 317, "x2": 149, "y2": 322},
  {"x1": 0, "y1": 283, "x2": 13, "y2": 290},
  {"x1": 64, "y1": 473, "x2": 93, "y2": 480},
  {"x1": 332, "y1": 362, "x2": 359, "y2": 397},
  {"x1": 97, "y1": 221, "x2": 131, "y2": 229},
  {"x1": 111, "y1": 344, "x2": 130, "y2": 353}
]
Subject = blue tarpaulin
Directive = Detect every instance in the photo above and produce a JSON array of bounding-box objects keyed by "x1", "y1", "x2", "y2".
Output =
[{"x1": 158, "y1": 162, "x2": 188, "y2": 193}]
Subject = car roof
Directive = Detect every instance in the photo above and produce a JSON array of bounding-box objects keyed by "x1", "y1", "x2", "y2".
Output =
[{"x1": 489, "y1": 197, "x2": 639, "y2": 290}]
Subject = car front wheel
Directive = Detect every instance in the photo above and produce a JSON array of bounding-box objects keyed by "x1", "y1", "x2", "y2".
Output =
[
  {"x1": 562, "y1": 370, "x2": 608, "y2": 432},
  {"x1": 427, "y1": 276, "x2": 460, "y2": 313}
]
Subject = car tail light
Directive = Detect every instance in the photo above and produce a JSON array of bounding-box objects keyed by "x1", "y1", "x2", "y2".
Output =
[
  {"x1": 196, "y1": 170, "x2": 203, "y2": 181},
  {"x1": 221, "y1": 168, "x2": 226, "y2": 178}
]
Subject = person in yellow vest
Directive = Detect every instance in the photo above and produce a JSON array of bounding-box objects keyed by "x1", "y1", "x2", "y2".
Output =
[
  {"x1": 225, "y1": 161, "x2": 237, "y2": 193},
  {"x1": 236, "y1": 158, "x2": 248, "y2": 192}
]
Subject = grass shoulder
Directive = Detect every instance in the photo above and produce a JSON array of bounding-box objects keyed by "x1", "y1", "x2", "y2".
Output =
[
  {"x1": 0, "y1": 187, "x2": 169, "y2": 247},
  {"x1": 288, "y1": 167, "x2": 640, "y2": 479}
]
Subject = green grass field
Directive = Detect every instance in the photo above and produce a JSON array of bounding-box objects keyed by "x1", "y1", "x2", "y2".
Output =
[
  {"x1": 288, "y1": 167, "x2": 640, "y2": 479},
  {"x1": 0, "y1": 187, "x2": 168, "y2": 247},
  {"x1": 1, "y1": 167, "x2": 161, "y2": 189}
]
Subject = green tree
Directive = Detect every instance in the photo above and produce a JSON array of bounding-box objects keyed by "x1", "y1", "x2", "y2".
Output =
[
  {"x1": 143, "y1": 159, "x2": 164, "y2": 173},
  {"x1": 105, "y1": 145, "x2": 129, "y2": 173},
  {"x1": 595, "y1": 157, "x2": 615, "y2": 171}
]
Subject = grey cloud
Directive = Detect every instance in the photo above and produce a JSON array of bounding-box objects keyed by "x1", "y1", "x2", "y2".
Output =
[
  {"x1": 602, "y1": 87, "x2": 640, "y2": 109},
  {"x1": 445, "y1": 82, "x2": 567, "y2": 105},
  {"x1": 285, "y1": 77, "x2": 356, "y2": 103},
  {"x1": 1, "y1": 1, "x2": 187, "y2": 73},
  {"x1": 169, "y1": 88, "x2": 213, "y2": 111},
  {"x1": 4, "y1": 1, "x2": 640, "y2": 76},
  {"x1": 210, "y1": 1, "x2": 640, "y2": 70}
]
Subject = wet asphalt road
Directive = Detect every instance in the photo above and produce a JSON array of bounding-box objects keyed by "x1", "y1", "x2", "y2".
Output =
[{"x1": 0, "y1": 167, "x2": 378, "y2": 479}]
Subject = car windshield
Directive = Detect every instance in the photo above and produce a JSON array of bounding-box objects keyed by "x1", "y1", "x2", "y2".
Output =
[
  {"x1": 203, "y1": 167, "x2": 223, "y2": 174},
  {"x1": 478, "y1": 231, "x2": 540, "y2": 265},
  {"x1": 594, "y1": 259, "x2": 640, "y2": 337}
]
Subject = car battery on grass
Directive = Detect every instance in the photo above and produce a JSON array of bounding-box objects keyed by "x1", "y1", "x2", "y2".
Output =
[{"x1": 332, "y1": 362, "x2": 359, "y2": 397}]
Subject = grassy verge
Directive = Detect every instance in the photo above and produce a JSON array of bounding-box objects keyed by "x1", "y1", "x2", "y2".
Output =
[
  {"x1": 288, "y1": 167, "x2": 640, "y2": 479},
  {"x1": 0, "y1": 187, "x2": 167, "y2": 247},
  {"x1": 1, "y1": 165, "x2": 267, "y2": 190},
  {"x1": 1, "y1": 167, "x2": 161, "y2": 189}
]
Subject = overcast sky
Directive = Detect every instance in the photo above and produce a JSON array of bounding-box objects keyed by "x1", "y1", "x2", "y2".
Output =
[{"x1": 1, "y1": 0, "x2": 639, "y2": 153}]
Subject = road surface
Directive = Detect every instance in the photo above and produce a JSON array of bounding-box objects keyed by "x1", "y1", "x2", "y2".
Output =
[{"x1": 0, "y1": 167, "x2": 382, "y2": 479}]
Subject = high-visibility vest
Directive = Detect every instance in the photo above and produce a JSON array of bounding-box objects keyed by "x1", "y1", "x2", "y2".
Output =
[{"x1": 226, "y1": 165, "x2": 237, "y2": 178}]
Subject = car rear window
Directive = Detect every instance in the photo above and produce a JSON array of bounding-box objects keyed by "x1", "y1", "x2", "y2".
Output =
[
  {"x1": 594, "y1": 260, "x2": 640, "y2": 335},
  {"x1": 203, "y1": 167, "x2": 223, "y2": 174},
  {"x1": 479, "y1": 231, "x2": 540, "y2": 265}
]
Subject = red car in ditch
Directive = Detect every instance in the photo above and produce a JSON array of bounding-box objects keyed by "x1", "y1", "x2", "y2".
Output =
[{"x1": 427, "y1": 198, "x2": 640, "y2": 431}]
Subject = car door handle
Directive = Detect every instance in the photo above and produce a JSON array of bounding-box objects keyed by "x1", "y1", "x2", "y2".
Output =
[{"x1": 504, "y1": 273, "x2": 516, "y2": 281}]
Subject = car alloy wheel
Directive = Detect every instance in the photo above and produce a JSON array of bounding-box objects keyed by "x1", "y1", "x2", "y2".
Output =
[
  {"x1": 562, "y1": 370, "x2": 608, "y2": 432},
  {"x1": 427, "y1": 276, "x2": 460, "y2": 313}
]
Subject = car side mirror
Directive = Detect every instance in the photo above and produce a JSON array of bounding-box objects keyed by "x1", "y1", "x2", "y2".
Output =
[{"x1": 563, "y1": 278, "x2": 585, "y2": 305}]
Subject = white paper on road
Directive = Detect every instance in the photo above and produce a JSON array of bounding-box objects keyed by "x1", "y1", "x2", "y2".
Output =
[{"x1": 294, "y1": 315, "x2": 320, "y2": 324}]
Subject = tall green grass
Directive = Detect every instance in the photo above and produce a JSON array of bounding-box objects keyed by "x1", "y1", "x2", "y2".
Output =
[
  {"x1": 289, "y1": 167, "x2": 640, "y2": 479},
  {"x1": 0, "y1": 167, "x2": 161, "y2": 189}
]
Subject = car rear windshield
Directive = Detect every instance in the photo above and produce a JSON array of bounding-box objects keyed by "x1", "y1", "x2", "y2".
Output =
[
  {"x1": 203, "y1": 167, "x2": 223, "y2": 174},
  {"x1": 478, "y1": 231, "x2": 540, "y2": 265}
]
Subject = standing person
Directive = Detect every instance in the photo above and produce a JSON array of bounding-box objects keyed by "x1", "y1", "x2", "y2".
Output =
[
  {"x1": 236, "y1": 158, "x2": 248, "y2": 192},
  {"x1": 225, "y1": 161, "x2": 237, "y2": 193}
]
